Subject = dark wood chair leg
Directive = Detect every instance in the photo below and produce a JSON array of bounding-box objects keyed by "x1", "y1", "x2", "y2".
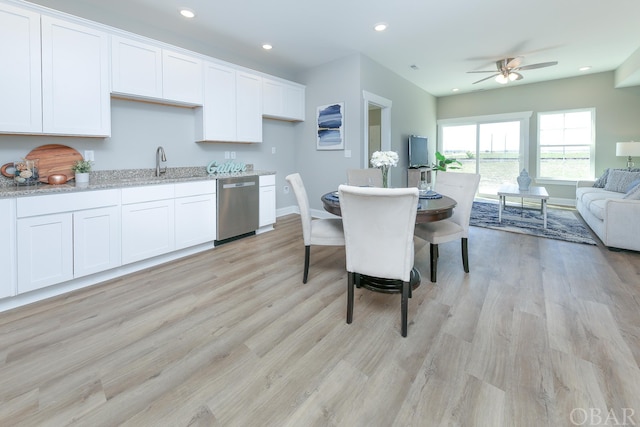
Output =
[
  {"x1": 401, "y1": 281, "x2": 409, "y2": 337},
  {"x1": 462, "y1": 238, "x2": 469, "y2": 273},
  {"x1": 347, "y1": 272, "x2": 355, "y2": 324},
  {"x1": 430, "y1": 243, "x2": 438, "y2": 283},
  {"x1": 303, "y1": 245, "x2": 310, "y2": 283}
]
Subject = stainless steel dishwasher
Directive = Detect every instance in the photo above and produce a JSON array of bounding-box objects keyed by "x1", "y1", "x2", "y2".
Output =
[{"x1": 216, "y1": 175, "x2": 259, "y2": 245}]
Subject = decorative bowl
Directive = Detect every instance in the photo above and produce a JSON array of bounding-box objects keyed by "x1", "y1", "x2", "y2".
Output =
[{"x1": 48, "y1": 174, "x2": 67, "y2": 185}]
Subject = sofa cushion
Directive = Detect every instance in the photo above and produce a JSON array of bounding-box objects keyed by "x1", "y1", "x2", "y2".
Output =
[
  {"x1": 589, "y1": 199, "x2": 608, "y2": 220},
  {"x1": 604, "y1": 169, "x2": 640, "y2": 193}
]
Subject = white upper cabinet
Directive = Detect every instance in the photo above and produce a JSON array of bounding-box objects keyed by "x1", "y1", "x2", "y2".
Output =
[
  {"x1": 111, "y1": 35, "x2": 203, "y2": 106},
  {"x1": 0, "y1": 3, "x2": 42, "y2": 133},
  {"x1": 262, "y1": 77, "x2": 305, "y2": 121},
  {"x1": 162, "y1": 49, "x2": 203, "y2": 105},
  {"x1": 197, "y1": 62, "x2": 262, "y2": 143},
  {"x1": 41, "y1": 15, "x2": 111, "y2": 136},
  {"x1": 236, "y1": 71, "x2": 263, "y2": 143},
  {"x1": 111, "y1": 35, "x2": 163, "y2": 99}
]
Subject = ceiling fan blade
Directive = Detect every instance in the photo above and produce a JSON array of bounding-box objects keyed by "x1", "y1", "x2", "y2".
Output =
[
  {"x1": 467, "y1": 70, "x2": 500, "y2": 74},
  {"x1": 516, "y1": 61, "x2": 558, "y2": 71},
  {"x1": 472, "y1": 74, "x2": 499, "y2": 84},
  {"x1": 506, "y1": 56, "x2": 523, "y2": 69},
  {"x1": 511, "y1": 72, "x2": 523, "y2": 81}
]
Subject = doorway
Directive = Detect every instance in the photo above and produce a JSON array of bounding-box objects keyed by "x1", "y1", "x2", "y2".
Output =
[{"x1": 363, "y1": 91, "x2": 392, "y2": 169}]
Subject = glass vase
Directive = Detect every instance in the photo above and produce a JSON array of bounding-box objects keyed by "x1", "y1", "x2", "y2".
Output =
[{"x1": 381, "y1": 165, "x2": 389, "y2": 188}]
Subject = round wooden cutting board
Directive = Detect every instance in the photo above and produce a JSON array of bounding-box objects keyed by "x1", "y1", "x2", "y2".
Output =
[{"x1": 25, "y1": 144, "x2": 83, "y2": 183}]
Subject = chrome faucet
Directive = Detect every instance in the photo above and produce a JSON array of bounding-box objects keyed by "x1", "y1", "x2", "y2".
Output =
[{"x1": 156, "y1": 146, "x2": 167, "y2": 177}]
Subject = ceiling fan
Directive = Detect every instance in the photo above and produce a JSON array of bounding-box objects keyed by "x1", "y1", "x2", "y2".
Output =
[{"x1": 468, "y1": 57, "x2": 558, "y2": 85}]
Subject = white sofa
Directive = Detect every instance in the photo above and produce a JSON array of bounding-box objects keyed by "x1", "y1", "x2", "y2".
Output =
[{"x1": 576, "y1": 179, "x2": 640, "y2": 251}]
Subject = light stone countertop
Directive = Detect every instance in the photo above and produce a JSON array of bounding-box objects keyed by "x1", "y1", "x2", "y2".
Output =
[{"x1": 0, "y1": 167, "x2": 275, "y2": 199}]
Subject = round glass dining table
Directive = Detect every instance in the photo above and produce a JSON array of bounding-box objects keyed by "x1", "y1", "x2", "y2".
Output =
[{"x1": 320, "y1": 189, "x2": 457, "y2": 293}]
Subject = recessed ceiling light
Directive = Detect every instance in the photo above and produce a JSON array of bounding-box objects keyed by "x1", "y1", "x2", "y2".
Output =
[
  {"x1": 452, "y1": 88, "x2": 459, "y2": 92},
  {"x1": 374, "y1": 22, "x2": 388, "y2": 32},
  {"x1": 409, "y1": 64, "x2": 420, "y2": 71},
  {"x1": 579, "y1": 66, "x2": 592, "y2": 72},
  {"x1": 262, "y1": 44, "x2": 273, "y2": 50},
  {"x1": 179, "y1": 8, "x2": 195, "y2": 18}
]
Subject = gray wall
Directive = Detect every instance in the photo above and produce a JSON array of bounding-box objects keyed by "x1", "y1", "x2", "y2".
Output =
[
  {"x1": 0, "y1": 99, "x2": 299, "y2": 209},
  {"x1": 295, "y1": 54, "x2": 437, "y2": 210},
  {"x1": 360, "y1": 55, "x2": 437, "y2": 187},
  {"x1": 437, "y1": 71, "x2": 640, "y2": 200}
]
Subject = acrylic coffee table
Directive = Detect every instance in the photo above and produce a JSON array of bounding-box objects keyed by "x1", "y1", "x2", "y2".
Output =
[{"x1": 497, "y1": 184, "x2": 549, "y2": 229}]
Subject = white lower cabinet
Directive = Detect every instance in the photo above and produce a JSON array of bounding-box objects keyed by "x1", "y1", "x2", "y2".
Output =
[
  {"x1": 259, "y1": 175, "x2": 276, "y2": 228},
  {"x1": 175, "y1": 181, "x2": 216, "y2": 249},
  {"x1": 74, "y1": 206, "x2": 121, "y2": 278},
  {"x1": 121, "y1": 199, "x2": 175, "y2": 265},
  {"x1": 1, "y1": 198, "x2": 17, "y2": 298},
  {"x1": 17, "y1": 213, "x2": 74, "y2": 293},
  {"x1": 16, "y1": 189, "x2": 121, "y2": 294}
]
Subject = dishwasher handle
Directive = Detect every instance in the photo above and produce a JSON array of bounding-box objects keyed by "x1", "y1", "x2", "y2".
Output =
[{"x1": 223, "y1": 181, "x2": 256, "y2": 189}]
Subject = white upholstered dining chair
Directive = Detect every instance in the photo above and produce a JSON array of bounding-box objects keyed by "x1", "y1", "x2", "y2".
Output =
[
  {"x1": 338, "y1": 185, "x2": 419, "y2": 337},
  {"x1": 414, "y1": 171, "x2": 480, "y2": 283},
  {"x1": 286, "y1": 173, "x2": 345, "y2": 283},
  {"x1": 346, "y1": 168, "x2": 383, "y2": 187}
]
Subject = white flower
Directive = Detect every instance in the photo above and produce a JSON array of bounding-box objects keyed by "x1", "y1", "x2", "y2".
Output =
[{"x1": 370, "y1": 151, "x2": 399, "y2": 168}]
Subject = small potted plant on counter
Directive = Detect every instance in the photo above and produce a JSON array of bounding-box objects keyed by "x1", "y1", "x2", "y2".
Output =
[{"x1": 72, "y1": 159, "x2": 92, "y2": 185}]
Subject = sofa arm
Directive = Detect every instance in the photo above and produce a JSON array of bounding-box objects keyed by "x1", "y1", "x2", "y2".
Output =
[
  {"x1": 604, "y1": 198, "x2": 640, "y2": 251},
  {"x1": 576, "y1": 180, "x2": 596, "y2": 188}
]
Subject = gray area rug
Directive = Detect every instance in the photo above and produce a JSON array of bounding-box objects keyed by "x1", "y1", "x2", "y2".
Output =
[{"x1": 470, "y1": 201, "x2": 597, "y2": 245}]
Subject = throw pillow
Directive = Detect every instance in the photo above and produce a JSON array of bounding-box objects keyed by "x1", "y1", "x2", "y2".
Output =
[
  {"x1": 593, "y1": 168, "x2": 610, "y2": 188},
  {"x1": 623, "y1": 182, "x2": 640, "y2": 200},
  {"x1": 627, "y1": 178, "x2": 640, "y2": 193},
  {"x1": 604, "y1": 169, "x2": 640, "y2": 193}
]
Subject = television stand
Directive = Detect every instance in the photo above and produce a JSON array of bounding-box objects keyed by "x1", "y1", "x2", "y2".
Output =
[{"x1": 407, "y1": 167, "x2": 432, "y2": 188}]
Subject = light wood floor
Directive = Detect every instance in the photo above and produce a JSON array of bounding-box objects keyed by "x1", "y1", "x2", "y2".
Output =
[{"x1": 1, "y1": 214, "x2": 639, "y2": 426}]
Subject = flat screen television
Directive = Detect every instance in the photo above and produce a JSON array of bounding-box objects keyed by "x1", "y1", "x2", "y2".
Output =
[{"x1": 408, "y1": 135, "x2": 429, "y2": 168}]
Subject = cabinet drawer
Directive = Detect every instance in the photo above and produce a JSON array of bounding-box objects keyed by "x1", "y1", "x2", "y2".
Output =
[
  {"x1": 17, "y1": 189, "x2": 120, "y2": 218},
  {"x1": 121, "y1": 183, "x2": 174, "y2": 204},
  {"x1": 259, "y1": 174, "x2": 275, "y2": 186},
  {"x1": 174, "y1": 180, "x2": 215, "y2": 198}
]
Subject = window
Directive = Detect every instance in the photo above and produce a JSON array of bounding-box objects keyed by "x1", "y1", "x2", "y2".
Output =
[
  {"x1": 537, "y1": 109, "x2": 595, "y2": 181},
  {"x1": 438, "y1": 112, "x2": 531, "y2": 196}
]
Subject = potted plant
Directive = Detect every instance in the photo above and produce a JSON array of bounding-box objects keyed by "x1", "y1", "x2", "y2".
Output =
[
  {"x1": 433, "y1": 151, "x2": 462, "y2": 172},
  {"x1": 72, "y1": 159, "x2": 92, "y2": 184}
]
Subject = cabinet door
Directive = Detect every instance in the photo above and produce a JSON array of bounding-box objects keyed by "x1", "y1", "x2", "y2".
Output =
[
  {"x1": 236, "y1": 71, "x2": 262, "y2": 143},
  {"x1": 74, "y1": 206, "x2": 121, "y2": 278},
  {"x1": 111, "y1": 35, "x2": 162, "y2": 99},
  {"x1": 121, "y1": 200, "x2": 175, "y2": 265},
  {"x1": 17, "y1": 213, "x2": 73, "y2": 293},
  {"x1": 162, "y1": 49, "x2": 203, "y2": 105},
  {"x1": 0, "y1": 199, "x2": 17, "y2": 299},
  {"x1": 262, "y1": 78, "x2": 305, "y2": 121},
  {"x1": 262, "y1": 78, "x2": 284, "y2": 118},
  {"x1": 0, "y1": 3, "x2": 42, "y2": 133},
  {"x1": 175, "y1": 194, "x2": 216, "y2": 249},
  {"x1": 198, "y1": 61, "x2": 237, "y2": 141},
  {"x1": 41, "y1": 16, "x2": 110, "y2": 136},
  {"x1": 282, "y1": 84, "x2": 305, "y2": 121},
  {"x1": 259, "y1": 185, "x2": 276, "y2": 227}
]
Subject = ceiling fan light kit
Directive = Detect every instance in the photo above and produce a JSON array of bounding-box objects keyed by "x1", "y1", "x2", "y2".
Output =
[{"x1": 470, "y1": 56, "x2": 558, "y2": 85}]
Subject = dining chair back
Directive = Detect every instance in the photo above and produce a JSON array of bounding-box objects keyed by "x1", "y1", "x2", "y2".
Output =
[
  {"x1": 286, "y1": 173, "x2": 345, "y2": 283},
  {"x1": 346, "y1": 168, "x2": 383, "y2": 187},
  {"x1": 338, "y1": 185, "x2": 419, "y2": 336},
  {"x1": 414, "y1": 171, "x2": 480, "y2": 282}
]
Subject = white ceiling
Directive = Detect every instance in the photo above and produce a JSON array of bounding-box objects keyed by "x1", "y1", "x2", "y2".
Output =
[{"x1": 26, "y1": 0, "x2": 640, "y2": 97}]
